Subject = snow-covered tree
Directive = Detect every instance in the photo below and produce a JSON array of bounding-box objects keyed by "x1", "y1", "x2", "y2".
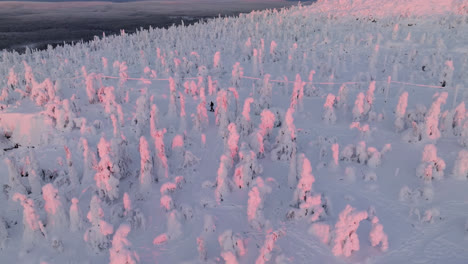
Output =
[
  {"x1": 234, "y1": 143, "x2": 263, "y2": 189},
  {"x1": 167, "y1": 77, "x2": 179, "y2": 119},
  {"x1": 42, "y1": 183, "x2": 68, "y2": 232},
  {"x1": 215, "y1": 154, "x2": 233, "y2": 204},
  {"x1": 132, "y1": 89, "x2": 150, "y2": 140},
  {"x1": 13, "y1": 193, "x2": 46, "y2": 246},
  {"x1": 271, "y1": 108, "x2": 296, "y2": 161},
  {"x1": 352, "y1": 92, "x2": 366, "y2": 121},
  {"x1": 64, "y1": 145, "x2": 80, "y2": 190},
  {"x1": 109, "y1": 224, "x2": 139, "y2": 264},
  {"x1": 453, "y1": 102, "x2": 466, "y2": 136},
  {"x1": 459, "y1": 120, "x2": 468, "y2": 147},
  {"x1": 424, "y1": 92, "x2": 448, "y2": 141},
  {"x1": 256, "y1": 230, "x2": 283, "y2": 264},
  {"x1": 369, "y1": 216, "x2": 389, "y2": 252},
  {"x1": 247, "y1": 177, "x2": 271, "y2": 229},
  {"x1": 258, "y1": 74, "x2": 272, "y2": 109},
  {"x1": 25, "y1": 150, "x2": 42, "y2": 196},
  {"x1": 4, "y1": 157, "x2": 27, "y2": 196},
  {"x1": 225, "y1": 123, "x2": 240, "y2": 160},
  {"x1": 153, "y1": 210, "x2": 182, "y2": 244},
  {"x1": 322, "y1": 93, "x2": 337, "y2": 125},
  {"x1": 416, "y1": 144, "x2": 446, "y2": 182},
  {"x1": 153, "y1": 128, "x2": 168, "y2": 179},
  {"x1": 237, "y1": 97, "x2": 254, "y2": 137},
  {"x1": 69, "y1": 198, "x2": 83, "y2": 232},
  {"x1": 395, "y1": 92, "x2": 408, "y2": 132},
  {"x1": 304, "y1": 70, "x2": 318, "y2": 97},
  {"x1": 84, "y1": 195, "x2": 114, "y2": 253},
  {"x1": 80, "y1": 137, "x2": 97, "y2": 185},
  {"x1": 231, "y1": 62, "x2": 244, "y2": 88},
  {"x1": 218, "y1": 230, "x2": 246, "y2": 262},
  {"x1": 452, "y1": 149, "x2": 468, "y2": 180},
  {"x1": 95, "y1": 136, "x2": 120, "y2": 201},
  {"x1": 288, "y1": 154, "x2": 325, "y2": 220},
  {"x1": 216, "y1": 90, "x2": 231, "y2": 137},
  {"x1": 139, "y1": 136, "x2": 154, "y2": 194},
  {"x1": 332, "y1": 205, "x2": 368, "y2": 257}
]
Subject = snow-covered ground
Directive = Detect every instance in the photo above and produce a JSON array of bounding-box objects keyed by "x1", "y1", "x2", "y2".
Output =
[{"x1": 0, "y1": 0, "x2": 467, "y2": 263}]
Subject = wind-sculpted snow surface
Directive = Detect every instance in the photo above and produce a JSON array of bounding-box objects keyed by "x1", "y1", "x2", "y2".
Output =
[{"x1": 0, "y1": 0, "x2": 467, "y2": 263}]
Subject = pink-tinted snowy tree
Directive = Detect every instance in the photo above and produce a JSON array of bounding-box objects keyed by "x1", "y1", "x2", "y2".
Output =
[
  {"x1": 13, "y1": 193, "x2": 47, "y2": 246},
  {"x1": 215, "y1": 154, "x2": 233, "y2": 203},
  {"x1": 322, "y1": 93, "x2": 337, "y2": 125},
  {"x1": 231, "y1": 62, "x2": 244, "y2": 88},
  {"x1": 167, "y1": 77, "x2": 179, "y2": 119},
  {"x1": 216, "y1": 90, "x2": 231, "y2": 137},
  {"x1": 234, "y1": 143, "x2": 263, "y2": 189},
  {"x1": 290, "y1": 74, "x2": 305, "y2": 111},
  {"x1": 424, "y1": 92, "x2": 448, "y2": 141},
  {"x1": 369, "y1": 216, "x2": 389, "y2": 252},
  {"x1": 109, "y1": 224, "x2": 139, "y2": 264},
  {"x1": 4, "y1": 157, "x2": 27, "y2": 196},
  {"x1": 80, "y1": 138, "x2": 97, "y2": 185},
  {"x1": 69, "y1": 198, "x2": 83, "y2": 232},
  {"x1": 416, "y1": 144, "x2": 446, "y2": 182},
  {"x1": 452, "y1": 149, "x2": 468, "y2": 180},
  {"x1": 225, "y1": 123, "x2": 240, "y2": 160},
  {"x1": 84, "y1": 195, "x2": 114, "y2": 253},
  {"x1": 237, "y1": 97, "x2": 255, "y2": 137},
  {"x1": 395, "y1": 92, "x2": 409, "y2": 132},
  {"x1": 218, "y1": 230, "x2": 246, "y2": 263},
  {"x1": 258, "y1": 74, "x2": 272, "y2": 109},
  {"x1": 352, "y1": 92, "x2": 366, "y2": 121},
  {"x1": 152, "y1": 128, "x2": 169, "y2": 179},
  {"x1": 288, "y1": 154, "x2": 326, "y2": 220},
  {"x1": 139, "y1": 136, "x2": 154, "y2": 194},
  {"x1": 332, "y1": 205, "x2": 368, "y2": 257},
  {"x1": 132, "y1": 89, "x2": 150, "y2": 140},
  {"x1": 42, "y1": 183, "x2": 68, "y2": 232},
  {"x1": 247, "y1": 177, "x2": 271, "y2": 230},
  {"x1": 255, "y1": 230, "x2": 283, "y2": 264},
  {"x1": 95, "y1": 136, "x2": 120, "y2": 201},
  {"x1": 271, "y1": 108, "x2": 296, "y2": 161}
]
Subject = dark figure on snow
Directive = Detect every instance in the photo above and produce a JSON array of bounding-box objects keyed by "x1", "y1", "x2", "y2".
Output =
[{"x1": 209, "y1": 101, "x2": 215, "y2": 112}]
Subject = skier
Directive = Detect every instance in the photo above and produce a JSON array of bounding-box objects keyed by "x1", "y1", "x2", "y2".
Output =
[{"x1": 209, "y1": 101, "x2": 215, "y2": 112}]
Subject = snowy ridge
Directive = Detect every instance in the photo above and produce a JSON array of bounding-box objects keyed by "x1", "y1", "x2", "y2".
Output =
[
  {"x1": 0, "y1": 0, "x2": 468, "y2": 263},
  {"x1": 304, "y1": 0, "x2": 467, "y2": 17}
]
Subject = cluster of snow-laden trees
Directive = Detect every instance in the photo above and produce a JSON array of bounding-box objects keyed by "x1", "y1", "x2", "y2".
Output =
[{"x1": 0, "y1": 0, "x2": 467, "y2": 262}]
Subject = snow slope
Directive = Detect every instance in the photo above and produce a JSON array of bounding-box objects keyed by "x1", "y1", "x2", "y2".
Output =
[{"x1": 0, "y1": 0, "x2": 467, "y2": 263}]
